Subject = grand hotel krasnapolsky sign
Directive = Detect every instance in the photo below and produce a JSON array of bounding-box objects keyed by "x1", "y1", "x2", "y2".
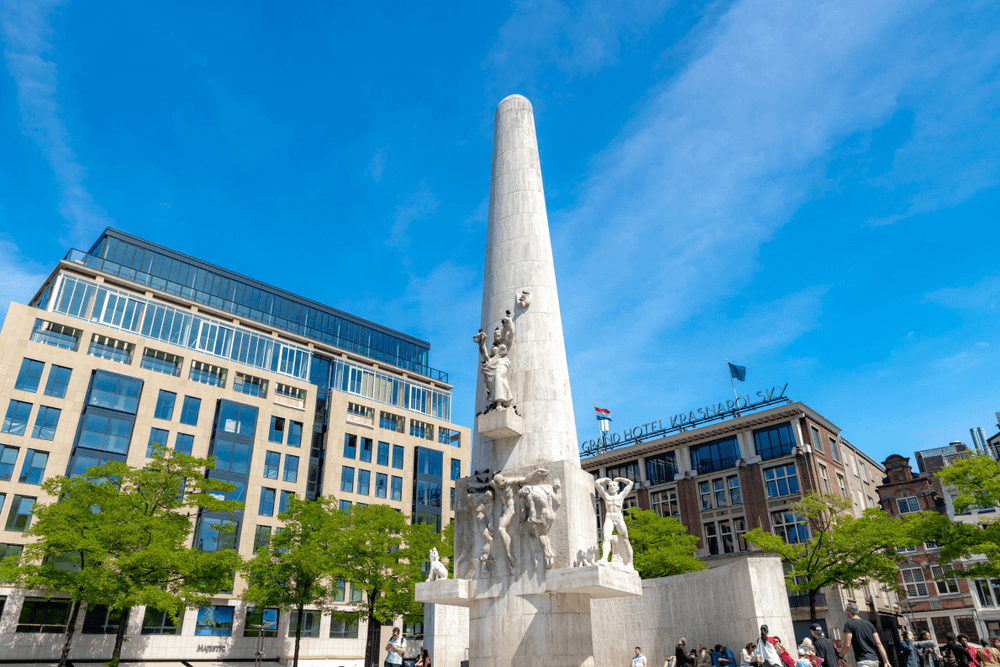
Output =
[{"x1": 580, "y1": 383, "x2": 789, "y2": 452}]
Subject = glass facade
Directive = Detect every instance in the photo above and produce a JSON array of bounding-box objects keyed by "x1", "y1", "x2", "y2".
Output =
[
  {"x1": 753, "y1": 422, "x2": 795, "y2": 461},
  {"x1": 690, "y1": 436, "x2": 740, "y2": 474}
]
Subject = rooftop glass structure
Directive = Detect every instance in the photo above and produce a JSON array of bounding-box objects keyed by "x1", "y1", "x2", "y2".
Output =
[{"x1": 62, "y1": 229, "x2": 444, "y2": 381}]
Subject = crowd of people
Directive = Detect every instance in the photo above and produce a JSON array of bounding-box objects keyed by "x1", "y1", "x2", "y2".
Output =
[{"x1": 629, "y1": 604, "x2": 1000, "y2": 667}]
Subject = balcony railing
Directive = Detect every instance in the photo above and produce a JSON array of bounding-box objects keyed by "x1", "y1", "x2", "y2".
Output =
[{"x1": 788, "y1": 593, "x2": 826, "y2": 608}]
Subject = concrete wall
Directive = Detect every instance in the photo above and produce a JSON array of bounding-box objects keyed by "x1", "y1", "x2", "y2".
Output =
[
  {"x1": 591, "y1": 555, "x2": 794, "y2": 667},
  {"x1": 425, "y1": 604, "x2": 469, "y2": 667}
]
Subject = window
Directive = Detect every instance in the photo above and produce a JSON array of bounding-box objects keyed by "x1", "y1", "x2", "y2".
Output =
[
  {"x1": 140, "y1": 348, "x2": 182, "y2": 376},
  {"x1": 417, "y1": 448, "x2": 443, "y2": 477},
  {"x1": 901, "y1": 567, "x2": 930, "y2": 597},
  {"x1": 234, "y1": 372, "x2": 268, "y2": 398},
  {"x1": 450, "y1": 487, "x2": 455, "y2": 510},
  {"x1": 179, "y1": 396, "x2": 201, "y2": 426},
  {"x1": 88, "y1": 372, "x2": 142, "y2": 413},
  {"x1": 416, "y1": 480, "x2": 441, "y2": 507},
  {"x1": 193, "y1": 517, "x2": 238, "y2": 552},
  {"x1": 837, "y1": 474, "x2": 847, "y2": 498},
  {"x1": 645, "y1": 452, "x2": 678, "y2": 485},
  {"x1": 360, "y1": 437, "x2": 373, "y2": 463},
  {"x1": 358, "y1": 469, "x2": 371, "y2": 496},
  {"x1": 350, "y1": 582, "x2": 363, "y2": 602},
  {"x1": 142, "y1": 607, "x2": 180, "y2": 635},
  {"x1": 375, "y1": 473, "x2": 388, "y2": 498},
  {"x1": 15, "y1": 359, "x2": 45, "y2": 393},
  {"x1": 79, "y1": 413, "x2": 132, "y2": 454},
  {"x1": 700, "y1": 481, "x2": 712, "y2": 510},
  {"x1": 734, "y1": 517, "x2": 748, "y2": 551},
  {"x1": 274, "y1": 383, "x2": 307, "y2": 408},
  {"x1": 16, "y1": 598, "x2": 70, "y2": 633},
  {"x1": 438, "y1": 427, "x2": 461, "y2": 447},
  {"x1": 154, "y1": 390, "x2": 176, "y2": 420},
  {"x1": 704, "y1": 522, "x2": 718, "y2": 555},
  {"x1": 392, "y1": 445, "x2": 404, "y2": 469},
  {"x1": 811, "y1": 426, "x2": 822, "y2": 452},
  {"x1": 287, "y1": 610, "x2": 320, "y2": 638},
  {"x1": 175, "y1": 433, "x2": 194, "y2": 455},
  {"x1": 330, "y1": 617, "x2": 359, "y2": 639},
  {"x1": 830, "y1": 437, "x2": 839, "y2": 461},
  {"x1": 339, "y1": 500, "x2": 352, "y2": 511},
  {"x1": 244, "y1": 607, "x2": 278, "y2": 637},
  {"x1": 2, "y1": 400, "x2": 32, "y2": 436},
  {"x1": 975, "y1": 579, "x2": 1000, "y2": 608},
  {"x1": 764, "y1": 464, "x2": 800, "y2": 498},
  {"x1": 690, "y1": 436, "x2": 740, "y2": 474},
  {"x1": 333, "y1": 578, "x2": 346, "y2": 601},
  {"x1": 651, "y1": 489, "x2": 680, "y2": 518},
  {"x1": 279, "y1": 490, "x2": 293, "y2": 514},
  {"x1": 264, "y1": 451, "x2": 280, "y2": 479},
  {"x1": 391, "y1": 476, "x2": 402, "y2": 501},
  {"x1": 410, "y1": 419, "x2": 433, "y2": 440},
  {"x1": 29, "y1": 406, "x2": 60, "y2": 442},
  {"x1": 288, "y1": 421, "x2": 302, "y2": 447},
  {"x1": 348, "y1": 402, "x2": 375, "y2": 427},
  {"x1": 377, "y1": 441, "x2": 389, "y2": 466},
  {"x1": 728, "y1": 475, "x2": 742, "y2": 505},
  {"x1": 88, "y1": 334, "x2": 135, "y2": 364},
  {"x1": 259, "y1": 488, "x2": 276, "y2": 516},
  {"x1": 341, "y1": 466, "x2": 355, "y2": 493},
  {"x1": 819, "y1": 464, "x2": 831, "y2": 493},
  {"x1": 771, "y1": 510, "x2": 809, "y2": 544},
  {"x1": 380, "y1": 410, "x2": 404, "y2": 432},
  {"x1": 18, "y1": 450, "x2": 48, "y2": 485},
  {"x1": 714, "y1": 479, "x2": 727, "y2": 507},
  {"x1": 44, "y1": 365, "x2": 72, "y2": 398},
  {"x1": 82, "y1": 605, "x2": 125, "y2": 634},
  {"x1": 6, "y1": 495, "x2": 35, "y2": 531},
  {"x1": 195, "y1": 606, "x2": 234, "y2": 636},
  {"x1": 284, "y1": 455, "x2": 299, "y2": 483},
  {"x1": 343, "y1": 433, "x2": 357, "y2": 459},
  {"x1": 754, "y1": 423, "x2": 795, "y2": 461},
  {"x1": 897, "y1": 497, "x2": 920, "y2": 514},
  {"x1": 931, "y1": 565, "x2": 961, "y2": 595},
  {"x1": 861, "y1": 462, "x2": 869, "y2": 483},
  {"x1": 253, "y1": 525, "x2": 271, "y2": 554},
  {"x1": 146, "y1": 428, "x2": 169, "y2": 457},
  {"x1": 606, "y1": 460, "x2": 641, "y2": 482},
  {"x1": 218, "y1": 402, "x2": 257, "y2": 436},
  {"x1": 30, "y1": 318, "x2": 82, "y2": 350},
  {"x1": 208, "y1": 440, "x2": 251, "y2": 473},
  {"x1": 0, "y1": 445, "x2": 18, "y2": 481},
  {"x1": 719, "y1": 519, "x2": 734, "y2": 554},
  {"x1": 269, "y1": 416, "x2": 285, "y2": 443},
  {"x1": 190, "y1": 360, "x2": 227, "y2": 387},
  {"x1": 451, "y1": 458, "x2": 461, "y2": 481}
]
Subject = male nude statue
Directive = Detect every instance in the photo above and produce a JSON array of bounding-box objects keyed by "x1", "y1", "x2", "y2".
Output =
[
  {"x1": 595, "y1": 477, "x2": 635, "y2": 567},
  {"x1": 493, "y1": 468, "x2": 548, "y2": 568},
  {"x1": 468, "y1": 485, "x2": 495, "y2": 574}
]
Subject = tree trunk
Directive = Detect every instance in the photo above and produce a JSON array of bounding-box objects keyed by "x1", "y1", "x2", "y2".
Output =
[
  {"x1": 110, "y1": 606, "x2": 132, "y2": 667},
  {"x1": 292, "y1": 602, "x2": 304, "y2": 667},
  {"x1": 364, "y1": 608, "x2": 381, "y2": 667},
  {"x1": 58, "y1": 599, "x2": 81, "y2": 667},
  {"x1": 809, "y1": 589, "x2": 818, "y2": 624}
]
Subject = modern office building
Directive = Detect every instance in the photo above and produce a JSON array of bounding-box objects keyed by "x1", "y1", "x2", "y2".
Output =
[
  {"x1": 580, "y1": 395, "x2": 901, "y2": 648},
  {"x1": 878, "y1": 443, "x2": 1000, "y2": 643},
  {"x1": 0, "y1": 228, "x2": 470, "y2": 665}
]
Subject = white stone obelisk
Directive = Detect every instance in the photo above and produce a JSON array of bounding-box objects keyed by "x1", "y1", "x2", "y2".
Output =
[{"x1": 416, "y1": 94, "x2": 639, "y2": 667}]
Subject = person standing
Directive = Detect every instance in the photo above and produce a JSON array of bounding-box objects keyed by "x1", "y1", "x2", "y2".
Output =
[
  {"x1": 958, "y1": 635, "x2": 979, "y2": 667},
  {"x1": 811, "y1": 623, "x2": 841, "y2": 667},
  {"x1": 839, "y1": 603, "x2": 891, "y2": 667},
  {"x1": 633, "y1": 647, "x2": 648, "y2": 667},
  {"x1": 384, "y1": 627, "x2": 406, "y2": 667},
  {"x1": 899, "y1": 630, "x2": 938, "y2": 667}
]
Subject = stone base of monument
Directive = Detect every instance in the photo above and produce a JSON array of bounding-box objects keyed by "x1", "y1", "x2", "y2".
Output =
[
  {"x1": 415, "y1": 578, "x2": 473, "y2": 607},
  {"x1": 546, "y1": 565, "x2": 642, "y2": 598},
  {"x1": 476, "y1": 408, "x2": 524, "y2": 439}
]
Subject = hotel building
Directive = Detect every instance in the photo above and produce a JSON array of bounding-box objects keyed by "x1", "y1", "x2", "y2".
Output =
[
  {"x1": 0, "y1": 228, "x2": 470, "y2": 665},
  {"x1": 581, "y1": 397, "x2": 901, "y2": 648}
]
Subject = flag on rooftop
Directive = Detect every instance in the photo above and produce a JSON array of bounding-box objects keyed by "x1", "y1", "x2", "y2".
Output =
[
  {"x1": 594, "y1": 406, "x2": 612, "y2": 421},
  {"x1": 728, "y1": 362, "x2": 747, "y2": 382}
]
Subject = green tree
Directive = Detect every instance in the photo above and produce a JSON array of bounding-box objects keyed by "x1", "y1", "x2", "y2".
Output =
[
  {"x1": 744, "y1": 492, "x2": 910, "y2": 622},
  {"x1": 241, "y1": 495, "x2": 343, "y2": 667},
  {"x1": 624, "y1": 507, "x2": 705, "y2": 578},
  {"x1": 336, "y1": 505, "x2": 437, "y2": 667},
  {"x1": 910, "y1": 455, "x2": 1000, "y2": 579},
  {"x1": 0, "y1": 446, "x2": 242, "y2": 667}
]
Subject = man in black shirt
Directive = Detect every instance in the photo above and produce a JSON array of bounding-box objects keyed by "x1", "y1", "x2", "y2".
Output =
[
  {"x1": 811, "y1": 624, "x2": 840, "y2": 667},
  {"x1": 839, "y1": 603, "x2": 891, "y2": 667}
]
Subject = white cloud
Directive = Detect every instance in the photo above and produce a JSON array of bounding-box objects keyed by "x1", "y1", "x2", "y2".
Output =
[
  {"x1": 386, "y1": 181, "x2": 439, "y2": 252},
  {"x1": 1, "y1": 0, "x2": 113, "y2": 248},
  {"x1": 0, "y1": 236, "x2": 50, "y2": 325},
  {"x1": 367, "y1": 144, "x2": 389, "y2": 183},
  {"x1": 923, "y1": 275, "x2": 1000, "y2": 312}
]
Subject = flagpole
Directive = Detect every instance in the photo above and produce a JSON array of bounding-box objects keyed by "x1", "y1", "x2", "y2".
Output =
[{"x1": 726, "y1": 359, "x2": 742, "y2": 418}]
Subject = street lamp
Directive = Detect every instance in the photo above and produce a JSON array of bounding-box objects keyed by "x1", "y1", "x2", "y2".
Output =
[{"x1": 251, "y1": 619, "x2": 277, "y2": 667}]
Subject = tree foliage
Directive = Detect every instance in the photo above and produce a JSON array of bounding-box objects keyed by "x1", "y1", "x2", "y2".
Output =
[
  {"x1": 744, "y1": 492, "x2": 910, "y2": 622},
  {"x1": 336, "y1": 505, "x2": 437, "y2": 667},
  {"x1": 909, "y1": 455, "x2": 1000, "y2": 578},
  {"x1": 0, "y1": 446, "x2": 242, "y2": 666},
  {"x1": 241, "y1": 495, "x2": 343, "y2": 667},
  {"x1": 624, "y1": 507, "x2": 705, "y2": 579}
]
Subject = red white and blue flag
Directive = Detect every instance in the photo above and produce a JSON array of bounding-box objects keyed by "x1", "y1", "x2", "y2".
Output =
[{"x1": 594, "y1": 406, "x2": 612, "y2": 422}]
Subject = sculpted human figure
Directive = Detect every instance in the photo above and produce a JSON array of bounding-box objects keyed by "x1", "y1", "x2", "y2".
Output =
[
  {"x1": 493, "y1": 468, "x2": 548, "y2": 568},
  {"x1": 466, "y1": 485, "x2": 495, "y2": 574},
  {"x1": 474, "y1": 309, "x2": 515, "y2": 411},
  {"x1": 519, "y1": 477, "x2": 561, "y2": 569},
  {"x1": 595, "y1": 477, "x2": 635, "y2": 568}
]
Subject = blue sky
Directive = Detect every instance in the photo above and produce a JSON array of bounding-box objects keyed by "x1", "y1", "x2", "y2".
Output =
[{"x1": 1, "y1": 0, "x2": 999, "y2": 465}]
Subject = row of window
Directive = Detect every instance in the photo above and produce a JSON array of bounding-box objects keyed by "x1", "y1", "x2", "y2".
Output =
[
  {"x1": 2, "y1": 400, "x2": 61, "y2": 441},
  {"x1": 901, "y1": 565, "x2": 962, "y2": 598},
  {"x1": 0, "y1": 446, "x2": 48, "y2": 485},
  {"x1": 0, "y1": 494, "x2": 35, "y2": 531},
  {"x1": 344, "y1": 434, "x2": 404, "y2": 468},
  {"x1": 346, "y1": 402, "x2": 461, "y2": 448},
  {"x1": 268, "y1": 416, "x2": 303, "y2": 446},
  {"x1": 809, "y1": 425, "x2": 841, "y2": 462},
  {"x1": 340, "y1": 467, "x2": 404, "y2": 501}
]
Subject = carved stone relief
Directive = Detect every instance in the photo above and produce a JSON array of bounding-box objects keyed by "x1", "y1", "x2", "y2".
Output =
[
  {"x1": 519, "y1": 477, "x2": 561, "y2": 569},
  {"x1": 492, "y1": 468, "x2": 548, "y2": 569}
]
